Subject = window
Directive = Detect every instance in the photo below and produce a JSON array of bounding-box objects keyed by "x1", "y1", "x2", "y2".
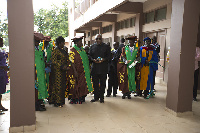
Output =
[
  {"x1": 130, "y1": 18, "x2": 135, "y2": 27},
  {"x1": 155, "y1": 7, "x2": 167, "y2": 21},
  {"x1": 145, "y1": 11, "x2": 155, "y2": 23},
  {"x1": 145, "y1": 6, "x2": 167, "y2": 24},
  {"x1": 88, "y1": 32, "x2": 90, "y2": 37},
  {"x1": 121, "y1": 21, "x2": 125, "y2": 29},
  {"x1": 92, "y1": 29, "x2": 99, "y2": 36},
  {"x1": 102, "y1": 25, "x2": 112, "y2": 33},
  {"x1": 109, "y1": 25, "x2": 112, "y2": 31},
  {"x1": 125, "y1": 19, "x2": 130, "y2": 28}
]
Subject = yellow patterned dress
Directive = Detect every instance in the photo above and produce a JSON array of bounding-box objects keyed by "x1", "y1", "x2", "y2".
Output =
[{"x1": 50, "y1": 47, "x2": 69, "y2": 105}]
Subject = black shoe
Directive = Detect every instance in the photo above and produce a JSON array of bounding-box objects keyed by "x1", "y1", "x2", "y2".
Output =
[
  {"x1": 128, "y1": 95, "x2": 131, "y2": 99},
  {"x1": 122, "y1": 95, "x2": 125, "y2": 99},
  {"x1": 106, "y1": 95, "x2": 111, "y2": 97},
  {"x1": 100, "y1": 99, "x2": 104, "y2": 103},
  {"x1": 36, "y1": 106, "x2": 46, "y2": 111},
  {"x1": 54, "y1": 103, "x2": 63, "y2": 108},
  {"x1": 0, "y1": 107, "x2": 8, "y2": 111},
  {"x1": 193, "y1": 97, "x2": 197, "y2": 101},
  {"x1": 113, "y1": 94, "x2": 116, "y2": 97},
  {"x1": 0, "y1": 112, "x2": 5, "y2": 115},
  {"x1": 90, "y1": 99, "x2": 98, "y2": 102}
]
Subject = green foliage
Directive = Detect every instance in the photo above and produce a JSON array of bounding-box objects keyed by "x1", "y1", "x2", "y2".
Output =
[
  {"x1": 34, "y1": 2, "x2": 68, "y2": 41},
  {"x1": 0, "y1": 11, "x2": 9, "y2": 46}
]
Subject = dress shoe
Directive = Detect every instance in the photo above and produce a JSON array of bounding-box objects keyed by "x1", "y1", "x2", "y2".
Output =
[
  {"x1": 36, "y1": 106, "x2": 46, "y2": 111},
  {"x1": 90, "y1": 99, "x2": 98, "y2": 102},
  {"x1": 122, "y1": 95, "x2": 125, "y2": 99},
  {"x1": 100, "y1": 99, "x2": 104, "y2": 103},
  {"x1": 0, "y1": 107, "x2": 8, "y2": 111},
  {"x1": 193, "y1": 97, "x2": 197, "y2": 101},
  {"x1": 106, "y1": 95, "x2": 111, "y2": 97},
  {"x1": 0, "y1": 112, "x2": 5, "y2": 115},
  {"x1": 128, "y1": 95, "x2": 131, "y2": 99},
  {"x1": 113, "y1": 94, "x2": 116, "y2": 97}
]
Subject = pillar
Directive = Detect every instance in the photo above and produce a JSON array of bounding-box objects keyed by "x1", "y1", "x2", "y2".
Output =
[
  {"x1": 8, "y1": 0, "x2": 35, "y2": 130},
  {"x1": 166, "y1": 0, "x2": 200, "y2": 113},
  {"x1": 89, "y1": 29, "x2": 92, "y2": 45},
  {"x1": 135, "y1": 13, "x2": 143, "y2": 44},
  {"x1": 112, "y1": 22, "x2": 117, "y2": 48}
]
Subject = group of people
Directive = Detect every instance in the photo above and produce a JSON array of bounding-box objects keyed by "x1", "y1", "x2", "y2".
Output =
[
  {"x1": 34, "y1": 32, "x2": 162, "y2": 111},
  {"x1": 105, "y1": 35, "x2": 160, "y2": 100},
  {"x1": 0, "y1": 31, "x2": 199, "y2": 114},
  {"x1": 34, "y1": 32, "x2": 95, "y2": 111}
]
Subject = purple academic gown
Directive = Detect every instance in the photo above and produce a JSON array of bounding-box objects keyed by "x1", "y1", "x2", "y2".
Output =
[{"x1": 0, "y1": 52, "x2": 7, "y2": 94}]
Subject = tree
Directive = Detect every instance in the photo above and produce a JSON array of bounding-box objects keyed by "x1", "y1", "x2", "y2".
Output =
[
  {"x1": 0, "y1": 11, "x2": 9, "y2": 46},
  {"x1": 34, "y1": 2, "x2": 68, "y2": 41}
]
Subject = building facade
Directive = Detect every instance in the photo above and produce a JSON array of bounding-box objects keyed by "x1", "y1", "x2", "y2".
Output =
[{"x1": 68, "y1": 0, "x2": 172, "y2": 83}]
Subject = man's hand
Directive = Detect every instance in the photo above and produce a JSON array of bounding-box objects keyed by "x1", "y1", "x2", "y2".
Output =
[{"x1": 93, "y1": 58, "x2": 105, "y2": 63}]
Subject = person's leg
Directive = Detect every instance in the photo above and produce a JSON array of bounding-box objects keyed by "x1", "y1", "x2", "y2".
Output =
[
  {"x1": 193, "y1": 68, "x2": 199, "y2": 101},
  {"x1": 0, "y1": 94, "x2": 8, "y2": 111},
  {"x1": 99, "y1": 74, "x2": 107, "y2": 103},
  {"x1": 107, "y1": 72, "x2": 112, "y2": 97},
  {"x1": 153, "y1": 71, "x2": 156, "y2": 90},
  {"x1": 91, "y1": 74, "x2": 100, "y2": 102}
]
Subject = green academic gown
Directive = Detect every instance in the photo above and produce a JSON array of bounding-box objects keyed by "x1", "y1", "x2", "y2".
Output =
[
  {"x1": 125, "y1": 45, "x2": 138, "y2": 92},
  {"x1": 35, "y1": 46, "x2": 48, "y2": 99}
]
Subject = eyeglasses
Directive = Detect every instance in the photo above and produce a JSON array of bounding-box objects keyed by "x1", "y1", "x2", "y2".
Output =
[{"x1": 96, "y1": 38, "x2": 102, "y2": 40}]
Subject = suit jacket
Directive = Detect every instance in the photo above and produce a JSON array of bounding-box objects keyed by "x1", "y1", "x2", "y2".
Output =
[{"x1": 89, "y1": 43, "x2": 111, "y2": 75}]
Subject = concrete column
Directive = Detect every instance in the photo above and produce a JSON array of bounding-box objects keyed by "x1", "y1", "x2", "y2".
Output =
[
  {"x1": 166, "y1": 0, "x2": 200, "y2": 113},
  {"x1": 112, "y1": 22, "x2": 117, "y2": 46},
  {"x1": 8, "y1": 0, "x2": 35, "y2": 128},
  {"x1": 89, "y1": 29, "x2": 92, "y2": 45},
  {"x1": 135, "y1": 13, "x2": 143, "y2": 43}
]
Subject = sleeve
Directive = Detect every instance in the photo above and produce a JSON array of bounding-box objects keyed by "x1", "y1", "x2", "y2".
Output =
[
  {"x1": 140, "y1": 47, "x2": 146, "y2": 66},
  {"x1": 150, "y1": 50, "x2": 158, "y2": 71},
  {"x1": 89, "y1": 45, "x2": 94, "y2": 62}
]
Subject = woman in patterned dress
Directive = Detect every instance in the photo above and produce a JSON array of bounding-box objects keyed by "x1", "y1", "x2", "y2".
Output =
[{"x1": 50, "y1": 36, "x2": 69, "y2": 107}]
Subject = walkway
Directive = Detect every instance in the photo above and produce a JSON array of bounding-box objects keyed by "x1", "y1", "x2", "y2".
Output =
[{"x1": 0, "y1": 83, "x2": 200, "y2": 133}]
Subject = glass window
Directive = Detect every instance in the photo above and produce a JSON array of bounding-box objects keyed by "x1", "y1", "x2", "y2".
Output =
[
  {"x1": 145, "y1": 11, "x2": 155, "y2": 23},
  {"x1": 125, "y1": 19, "x2": 130, "y2": 28},
  {"x1": 121, "y1": 21, "x2": 125, "y2": 29},
  {"x1": 88, "y1": 32, "x2": 90, "y2": 37},
  {"x1": 155, "y1": 7, "x2": 167, "y2": 21},
  {"x1": 109, "y1": 25, "x2": 112, "y2": 32},
  {"x1": 130, "y1": 18, "x2": 135, "y2": 27}
]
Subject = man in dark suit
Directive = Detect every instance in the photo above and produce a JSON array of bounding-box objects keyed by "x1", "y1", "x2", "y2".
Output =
[
  {"x1": 89, "y1": 34, "x2": 111, "y2": 103},
  {"x1": 106, "y1": 42, "x2": 119, "y2": 97}
]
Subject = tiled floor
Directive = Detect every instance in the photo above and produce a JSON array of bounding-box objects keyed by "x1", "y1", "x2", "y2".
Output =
[{"x1": 1, "y1": 83, "x2": 200, "y2": 133}]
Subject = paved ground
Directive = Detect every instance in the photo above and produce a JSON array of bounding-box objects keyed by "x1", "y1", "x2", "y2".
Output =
[{"x1": 0, "y1": 83, "x2": 200, "y2": 133}]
